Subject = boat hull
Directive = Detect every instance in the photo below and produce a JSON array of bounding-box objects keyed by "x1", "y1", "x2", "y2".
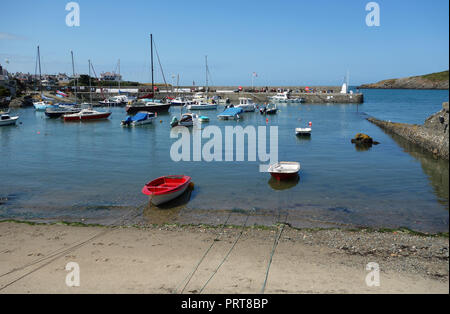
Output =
[
  {"x1": 187, "y1": 104, "x2": 217, "y2": 110},
  {"x1": 0, "y1": 117, "x2": 19, "y2": 126},
  {"x1": 142, "y1": 175, "x2": 192, "y2": 206},
  {"x1": 126, "y1": 104, "x2": 170, "y2": 114},
  {"x1": 63, "y1": 112, "x2": 111, "y2": 121},
  {"x1": 268, "y1": 162, "x2": 301, "y2": 181},
  {"x1": 269, "y1": 172, "x2": 299, "y2": 180}
]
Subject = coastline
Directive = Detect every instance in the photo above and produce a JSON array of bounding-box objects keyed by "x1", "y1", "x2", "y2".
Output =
[
  {"x1": 367, "y1": 102, "x2": 449, "y2": 159},
  {"x1": 0, "y1": 220, "x2": 448, "y2": 294}
]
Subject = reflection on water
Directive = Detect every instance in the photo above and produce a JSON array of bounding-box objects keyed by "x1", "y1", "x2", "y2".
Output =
[
  {"x1": 1, "y1": 89, "x2": 449, "y2": 233},
  {"x1": 268, "y1": 176, "x2": 300, "y2": 191},
  {"x1": 386, "y1": 131, "x2": 449, "y2": 209}
]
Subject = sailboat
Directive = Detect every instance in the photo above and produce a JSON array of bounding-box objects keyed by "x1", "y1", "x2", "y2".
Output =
[
  {"x1": 126, "y1": 34, "x2": 171, "y2": 114},
  {"x1": 187, "y1": 56, "x2": 217, "y2": 110},
  {"x1": 63, "y1": 54, "x2": 111, "y2": 121},
  {"x1": 33, "y1": 46, "x2": 55, "y2": 111},
  {"x1": 45, "y1": 51, "x2": 83, "y2": 118}
]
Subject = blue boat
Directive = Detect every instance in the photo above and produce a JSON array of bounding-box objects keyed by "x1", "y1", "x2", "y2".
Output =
[
  {"x1": 217, "y1": 107, "x2": 243, "y2": 120},
  {"x1": 121, "y1": 112, "x2": 157, "y2": 127}
]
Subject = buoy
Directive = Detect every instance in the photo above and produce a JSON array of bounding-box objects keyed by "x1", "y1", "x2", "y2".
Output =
[
  {"x1": 160, "y1": 120, "x2": 162, "y2": 123},
  {"x1": 266, "y1": 118, "x2": 269, "y2": 123},
  {"x1": 308, "y1": 121, "x2": 312, "y2": 126}
]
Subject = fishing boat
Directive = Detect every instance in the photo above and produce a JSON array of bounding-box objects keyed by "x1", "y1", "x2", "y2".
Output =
[
  {"x1": 236, "y1": 98, "x2": 256, "y2": 112},
  {"x1": 186, "y1": 102, "x2": 217, "y2": 110},
  {"x1": 268, "y1": 162, "x2": 301, "y2": 180},
  {"x1": 171, "y1": 113, "x2": 197, "y2": 127},
  {"x1": 270, "y1": 92, "x2": 303, "y2": 103},
  {"x1": 295, "y1": 127, "x2": 312, "y2": 136},
  {"x1": 260, "y1": 104, "x2": 278, "y2": 115},
  {"x1": 170, "y1": 97, "x2": 193, "y2": 107},
  {"x1": 218, "y1": 107, "x2": 243, "y2": 120},
  {"x1": 0, "y1": 113, "x2": 19, "y2": 126},
  {"x1": 63, "y1": 109, "x2": 111, "y2": 121},
  {"x1": 121, "y1": 112, "x2": 157, "y2": 127},
  {"x1": 142, "y1": 175, "x2": 192, "y2": 206}
]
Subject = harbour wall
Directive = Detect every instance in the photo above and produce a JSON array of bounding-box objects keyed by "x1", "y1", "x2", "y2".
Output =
[{"x1": 367, "y1": 102, "x2": 449, "y2": 160}]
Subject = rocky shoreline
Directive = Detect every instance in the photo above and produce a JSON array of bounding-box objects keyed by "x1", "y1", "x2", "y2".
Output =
[
  {"x1": 360, "y1": 71, "x2": 449, "y2": 90},
  {"x1": 368, "y1": 102, "x2": 449, "y2": 159}
]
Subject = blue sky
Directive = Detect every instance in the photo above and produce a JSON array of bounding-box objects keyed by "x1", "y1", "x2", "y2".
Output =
[{"x1": 0, "y1": 0, "x2": 448, "y2": 86}]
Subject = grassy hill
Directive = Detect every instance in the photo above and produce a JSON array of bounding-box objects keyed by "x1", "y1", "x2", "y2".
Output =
[{"x1": 360, "y1": 70, "x2": 449, "y2": 90}]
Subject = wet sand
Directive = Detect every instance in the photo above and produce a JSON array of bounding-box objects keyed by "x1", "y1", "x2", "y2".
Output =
[{"x1": 0, "y1": 221, "x2": 448, "y2": 294}]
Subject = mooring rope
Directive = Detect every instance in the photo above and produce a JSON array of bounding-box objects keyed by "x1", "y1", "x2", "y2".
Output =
[
  {"x1": 0, "y1": 204, "x2": 144, "y2": 291},
  {"x1": 177, "y1": 211, "x2": 233, "y2": 294},
  {"x1": 260, "y1": 211, "x2": 289, "y2": 294},
  {"x1": 199, "y1": 213, "x2": 251, "y2": 294}
]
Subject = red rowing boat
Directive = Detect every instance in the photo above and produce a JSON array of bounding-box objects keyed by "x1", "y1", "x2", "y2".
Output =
[{"x1": 142, "y1": 175, "x2": 191, "y2": 205}]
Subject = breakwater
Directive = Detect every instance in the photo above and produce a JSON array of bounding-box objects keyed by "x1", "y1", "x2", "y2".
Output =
[{"x1": 368, "y1": 102, "x2": 449, "y2": 159}]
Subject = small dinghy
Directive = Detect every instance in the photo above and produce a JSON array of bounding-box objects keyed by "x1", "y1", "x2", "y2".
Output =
[
  {"x1": 171, "y1": 113, "x2": 197, "y2": 127},
  {"x1": 295, "y1": 127, "x2": 312, "y2": 136},
  {"x1": 268, "y1": 161, "x2": 301, "y2": 180},
  {"x1": 198, "y1": 115, "x2": 209, "y2": 123},
  {"x1": 0, "y1": 113, "x2": 19, "y2": 126},
  {"x1": 142, "y1": 175, "x2": 192, "y2": 206},
  {"x1": 121, "y1": 112, "x2": 156, "y2": 127}
]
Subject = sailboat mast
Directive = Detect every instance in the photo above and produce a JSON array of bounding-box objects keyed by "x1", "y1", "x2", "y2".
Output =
[
  {"x1": 71, "y1": 50, "x2": 77, "y2": 104},
  {"x1": 88, "y1": 59, "x2": 92, "y2": 104},
  {"x1": 150, "y1": 34, "x2": 154, "y2": 97},
  {"x1": 205, "y1": 55, "x2": 208, "y2": 97},
  {"x1": 118, "y1": 59, "x2": 121, "y2": 92},
  {"x1": 37, "y1": 46, "x2": 42, "y2": 94}
]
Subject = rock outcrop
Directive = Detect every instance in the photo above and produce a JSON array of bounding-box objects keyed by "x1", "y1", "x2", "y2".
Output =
[
  {"x1": 360, "y1": 71, "x2": 449, "y2": 90},
  {"x1": 367, "y1": 102, "x2": 449, "y2": 159}
]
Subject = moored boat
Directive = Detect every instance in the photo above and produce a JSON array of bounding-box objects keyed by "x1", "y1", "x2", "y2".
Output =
[
  {"x1": 268, "y1": 161, "x2": 301, "y2": 180},
  {"x1": 126, "y1": 101, "x2": 170, "y2": 114},
  {"x1": 236, "y1": 97, "x2": 256, "y2": 112},
  {"x1": 63, "y1": 108, "x2": 111, "y2": 121},
  {"x1": 142, "y1": 175, "x2": 192, "y2": 205},
  {"x1": 34, "y1": 101, "x2": 55, "y2": 111},
  {"x1": 217, "y1": 107, "x2": 243, "y2": 120},
  {"x1": 186, "y1": 102, "x2": 217, "y2": 110},
  {"x1": 121, "y1": 111, "x2": 156, "y2": 126},
  {"x1": 260, "y1": 104, "x2": 278, "y2": 115},
  {"x1": 198, "y1": 115, "x2": 209, "y2": 123},
  {"x1": 0, "y1": 113, "x2": 19, "y2": 126},
  {"x1": 45, "y1": 105, "x2": 82, "y2": 118},
  {"x1": 171, "y1": 113, "x2": 197, "y2": 127},
  {"x1": 295, "y1": 127, "x2": 312, "y2": 136}
]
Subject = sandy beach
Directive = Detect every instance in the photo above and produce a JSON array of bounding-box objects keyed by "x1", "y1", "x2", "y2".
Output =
[{"x1": 0, "y1": 220, "x2": 448, "y2": 294}]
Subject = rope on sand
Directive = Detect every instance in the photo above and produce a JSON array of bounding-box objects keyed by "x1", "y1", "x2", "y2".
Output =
[
  {"x1": 199, "y1": 213, "x2": 250, "y2": 294},
  {"x1": 0, "y1": 205, "x2": 144, "y2": 291},
  {"x1": 177, "y1": 211, "x2": 233, "y2": 294},
  {"x1": 260, "y1": 212, "x2": 288, "y2": 294}
]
